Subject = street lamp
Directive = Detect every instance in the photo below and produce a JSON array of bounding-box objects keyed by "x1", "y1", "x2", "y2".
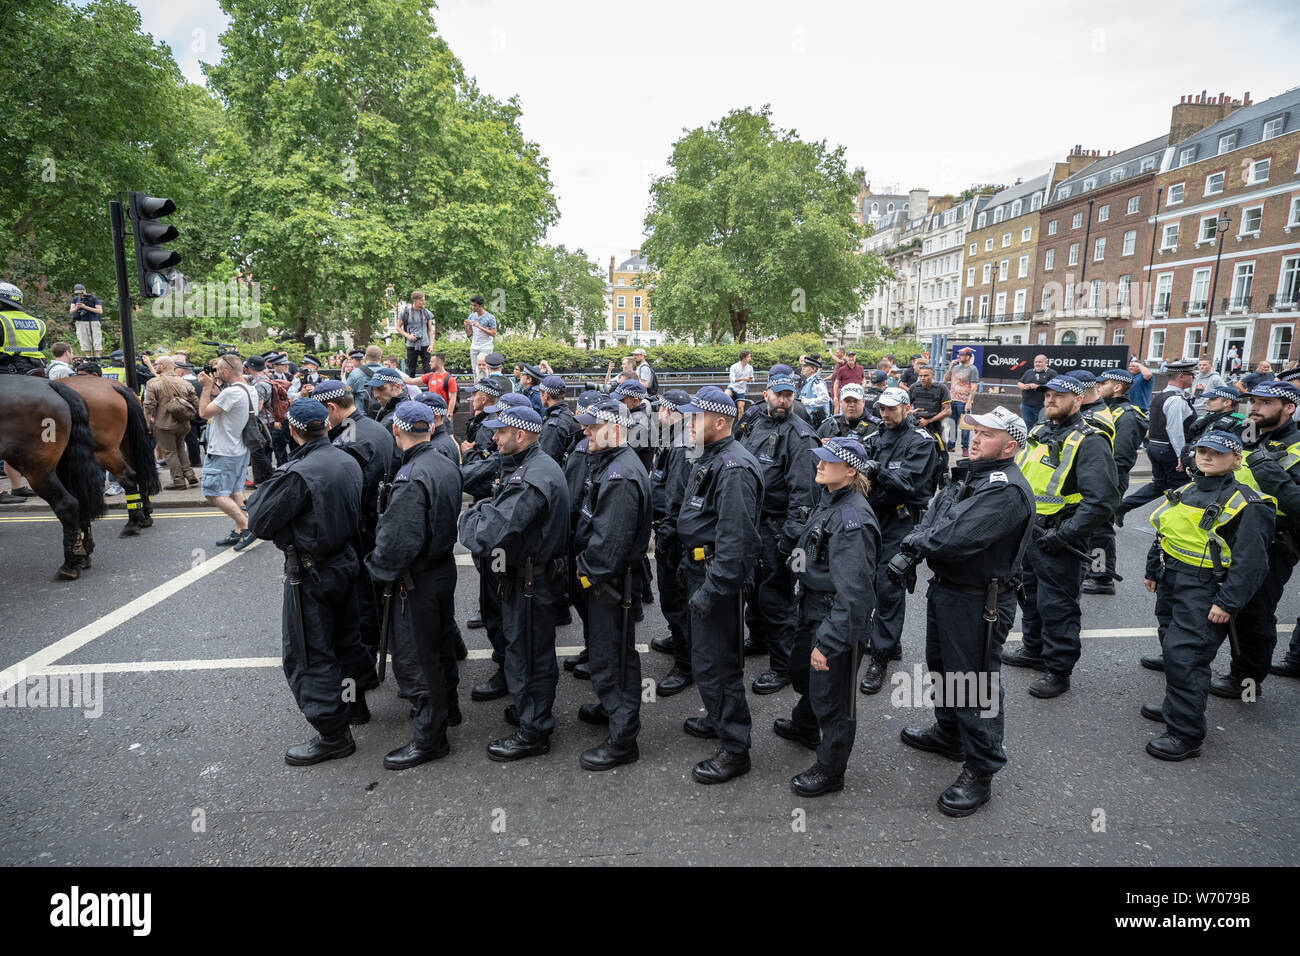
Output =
[{"x1": 1204, "y1": 209, "x2": 1231, "y2": 369}]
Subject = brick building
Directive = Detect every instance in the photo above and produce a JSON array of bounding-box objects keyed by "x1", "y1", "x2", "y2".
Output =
[{"x1": 600, "y1": 248, "x2": 661, "y2": 349}]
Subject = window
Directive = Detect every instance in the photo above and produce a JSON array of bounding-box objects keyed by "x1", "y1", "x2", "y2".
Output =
[
  {"x1": 924, "y1": 240, "x2": 933, "y2": 254},
  {"x1": 1140, "y1": 156, "x2": 1157, "y2": 173},
  {"x1": 1110, "y1": 168, "x2": 1125, "y2": 183},
  {"x1": 1155, "y1": 274, "x2": 1173, "y2": 315},
  {"x1": 1094, "y1": 237, "x2": 1106, "y2": 261},
  {"x1": 1037, "y1": 332, "x2": 1048, "y2": 345},
  {"x1": 978, "y1": 294, "x2": 989, "y2": 320},
  {"x1": 1014, "y1": 288, "x2": 1027, "y2": 315},
  {"x1": 1240, "y1": 205, "x2": 1262, "y2": 236},
  {"x1": 1083, "y1": 177, "x2": 1097, "y2": 192},
  {"x1": 617, "y1": 278, "x2": 625, "y2": 286},
  {"x1": 616, "y1": 295, "x2": 625, "y2": 308},
  {"x1": 1031, "y1": 192, "x2": 1042, "y2": 211},
  {"x1": 1122, "y1": 230, "x2": 1136, "y2": 256},
  {"x1": 1085, "y1": 335, "x2": 1099, "y2": 346},
  {"x1": 1112, "y1": 328, "x2": 1126, "y2": 345},
  {"x1": 1012, "y1": 200, "x2": 1022, "y2": 217},
  {"x1": 982, "y1": 263, "x2": 991, "y2": 283},
  {"x1": 1199, "y1": 215, "x2": 1219, "y2": 243},
  {"x1": 1148, "y1": 328, "x2": 1166, "y2": 360},
  {"x1": 633, "y1": 295, "x2": 642, "y2": 308},
  {"x1": 1002, "y1": 232, "x2": 1011, "y2": 247},
  {"x1": 633, "y1": 314, "x2": 642, "y2": 331},
  {"x1": 1061, "y1": 329, "x2": 1077, "y2": 344},
  {"x1": 1089, "y1": 279, "x2": 1102, "y2": 309},
  {"x1": 976, "y1": 212, "x2": 987, "y2": 229},
  {"x1": 1048, "y1": 219, "x2": 1058, "y2": 235},
  {"x1": 1118, "y1": 274, "x2": 1132, "y2": 307},
  {"x1": 1127, "y1": 196, "x2": 1140, "y2": 214},
  {"x1": 1249, "y1": 158, "x2": 1270, "y2": 183},
  {"x1": 969, "y1": 243, "x2": 977, "y2": 255},
  {"x1": 1263, "y1": 116, "x2": 1285, "y2": 140},
  {"x1": 1018, "y1": 254, "x2": 1029, "y2": 278},
  {"x1": 999, "y1": 259, "x2": 1009, "y2": 281},
  {"x1": 616, "y1": 314, "x2": 626, "y2": 330},
  {"x1": 1072, "y1": 212, "x2": 1083, "y2": 229},
  {"x1": 1205, "y1": 171, "x2": 1225, "y2": 195},
  {"x1": 1044, "y1": 248, "x2": 1055, "y2": 271},
  {"x1": 967, "y1": 267, "x2": 975, "y2": 285},
  {"x1": 964, "y1": 296, "x2": 973, "y2": 316},
  {"x1": 1289, "y1": 197, "x2": 1300, "y2": 227},
  {"x1": 1161, "y1": 222, "x2": 1180, "y2": 250},
  {"x1": 1068, "y1": 243, "x2": 1079, "y2": 266},
  {"x1": 1230, "y1": 262, "x2": 1255, "y2": 307},
  {"x1": 995, "y1": 291, "x2": 1007, "y2": 316},
  {"x1": 871, "y1": 202, "x2": 879, "y2": 214},
  {"x1": 1098, "y1": 204, "x2": 1110, "y2": 222},
  {"x1": 1218, "y1": 132, "x2": 1237, "y2": 154},
  {"x1": 1269, "y1": 325, "x2": 1294, "y2": 363},
  {"x1": 1059, "y1": 185, "x2": 1072, "y2": 199},
  {"x1": 1064, "y1": 283, "x2": 1075, "y2": 310},
  {"x1": 1041, "y1": 288, "x2": 1054, "y2": 312},
  {"x1": 993, "y1": 208, "x2": 1004, "y2": 224},
  {"x1": 1021, "y1": 226, "x2": 1032, "y2": 242},
  {"x1": 1168, "y1": 183, "x2": 1185, "y2": 205},
  {"x1": 1179, "y1": 147, "x2": 1196, "y2": 167},
  {"x1": 1190, "y1": 268, "x2": 1211, "y2": 311},
  {"x1": 985, "y1": 237, "x2": 994, "y2": 252},
  {"x1": 1280, "y1": 255, "x2": 1300, "y2": 307},
  {"x1": 1184, "y1": 327, "x2": 1203, "y2": 357}
]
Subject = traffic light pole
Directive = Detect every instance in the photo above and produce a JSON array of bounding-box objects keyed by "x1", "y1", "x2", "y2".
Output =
[{"x1": 109, "y1": 197, "x2": 138, "y2": 393}]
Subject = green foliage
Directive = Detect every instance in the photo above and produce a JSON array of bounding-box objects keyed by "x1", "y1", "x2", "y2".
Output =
[{"x1": 520, "y1": 245, "x2": 607, "y2": 343}]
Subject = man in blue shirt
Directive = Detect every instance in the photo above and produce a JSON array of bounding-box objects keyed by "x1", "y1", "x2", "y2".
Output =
[
  {"x1": 1127, "y1": 358, "x2": 1154, "y2": 412},
  {"x1": 465, "y1": 295, "x2": 498, "y2": 379}
]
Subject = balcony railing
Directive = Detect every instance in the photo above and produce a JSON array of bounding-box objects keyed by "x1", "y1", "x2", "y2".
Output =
[
  {"x1": 991, "y1": 311, "x2": 1031, "y2": 324},
  {"x1": 1152, "y1": 295, "x2": 1171, "y2": 318},
  {"x1": 954, "y1": 314, "x2": 976, "y2": 324},
  {"x1": 1267, "y1": 293, "x2": 1298, "y2": 311},
  {"x1": 1223, "y1": 294, "x2": 1253, "y2": 312},
  {"x1": 1183, "y1": 298, "x2": 1209, "y2": 316}
]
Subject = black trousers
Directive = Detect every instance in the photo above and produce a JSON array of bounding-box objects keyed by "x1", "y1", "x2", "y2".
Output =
[
  {"x1": 655, "y1": 537, "x2": 689, "y2": 673},
  {"x1": 789, "y1": 593, "x2": 857, "y2": 775},
  {"x1": 1230, "y1": 540, "x2": 1298, "y2": 685},
  {"x1": 926, "y1": 582, "x2": 1011, "y2": 775},
  {"x1": 1018, "y1": 533, "x2": 1086, "y2": 676},
  {"x1": 272, "y1": 424, "x2": 292, "y2": 468},
  {"x1": 685, "y1": 563, "x2": 751, "y2": 754},
  {"x1": 281, "y1": 551, "x2": 372, "y2": 739},
  {"x1": 249, "y1": 440, "x2": 274, "y2": 484},
  {"x1": 1087, "y1": 471, "x2": 1128, "y2": 584},
  {"x1": 500, "y1": 576, "x2": 561, "y2": 740},
  {"x1": 1121, "y1": 442, "x2": 1181, "y2": 513},
  {"x1": 406, "y1": 345, "x2": 430, "y2": 375},
  {"x1": 389, "y1": 557, "x2": 458, "y2": 748},
  {"x1": 586, "y1": 582, "x2": 641, "y2": 746},
  {"x1": 745, "y1": 521, "x2": 796, "y2": 675},
  {"x1": 870, "y1": 508, "x2": 915, "y2": 662},
  {"x1": 185, "y1": 421, "x2": 202, "y2": 469},
  {"x1": 1154, "y1": 565, "x2": 1227, "y2": 745},
  {"x1": 478, "y1": 557, "x2": 506, "y2": 665}
]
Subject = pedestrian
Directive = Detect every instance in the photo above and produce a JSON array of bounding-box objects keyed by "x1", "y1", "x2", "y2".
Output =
[
  {"x1": 366, "y1": 400, "x2": 464, "y2": 770},
  {"x1": 465, "y1": 295, "x2": 498, "y2": 378},
  {"x1": 898, "y1": 354, "x2": 925, "y2": 392},
  {"x1": 1085, "y1": 369, "x2": 1147, "y2": 597},
  {"x1": 673, "y1": 386, "x2": 764, "y2": 784},
  {"x1": 1002, "y1": 375, "x2": 1118, "y2": 698},
  {"x1": 1235, "y1": 360, "x2": 1275, "y2": 395},
  {"x1": 47, "y1": 342, "x2": 76, "y2": 380},
  {"x1": 538, "y1": 374, "x2": 578, "y2": 464},
  {"x1": 571, "y1": 399, "x2": 653, "y2": 770},
  {"x1": 247, "y1": 398, "x2": 370, "y2": 766},
  {"x1": 631, "y1": 347, "x2": 658, "y2": 396},
  {"x1": 347, "y1": 346, "x2": 384, "y2": 411},
  {"x1": 1017, "y1": 354, "x2": 1054, "y2": 426},
  {"x1": 896, "y1": 407, "x2": 1034, "y2": 815},
  {"x1": 797, "y1": 356, "x2": 831, "y2": 427},
  {"x1": 1191, "y1": 358, "x2": 1227, "y2": 411},
  {"x1": 196, "y1": 353, "x2": 256, "y2": 550},
  {"x1": 405, "y1": 351, "x2": 458, "y2": 417},
  {"x1": 781, "y1": 437, "x2": 880, "y2": 797},
  {"x1": 1127, "y1": 357, "x2": 1155, "y2": 412},
  {"x1": 243, "y1": 354, "x2": 276, "y2": 487},
  {"x1": 1142, "y1": 430, "x2": 1274, "y2": 760},
  {"x1": 396, "y1": 291, "x2": 434, "y2": 376},
  {"x1": 648, "y1": 389, "x2": 694, "y2": 696},
  {"x1": 943, "y1": 347, "x2": 981, "y2": 457},
  {"x1": 68, "y1": 283, "x2": 103, "y2": 359},
  {"x1": 1117, "y1": 359, "x2": 1197, "y2": 520},
  {"x1": 907, "y1": 364, "x2": 951, "y2": 449},
  {"x1": 457, "y1": 403, "x2": 571, "y2": 762},
  {"x1": 727, "y1": 350, "x2": 755, "y2": 416},
  {"x1": 141, "y1": 356, "x2": 199, "y2": 490},
  {"x1": 829, "y1": 349, "x2": 865, "y2": 412}
]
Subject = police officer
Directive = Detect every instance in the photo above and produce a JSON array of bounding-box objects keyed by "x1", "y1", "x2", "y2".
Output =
[
  {"x1": 736, "y1": 365, "x2": 818, "y2": 694},
  {"x1": 613, "y1": 377, "x2": 656, "y2": 600},
  {"x1": 364, "y1": 402, "x2": 464, "y2": 769},
  {"x1": 1002, "y1": 375, "x2": 1118, "y2": 698},
  {"x1": 517, "y1": 364, "x2": 544, "y2": 412},
  {"x1": 1183, "y1": 386, "x2": 1246, "y2": 467},
  {"x1": 247, "y1": 398, "x2": 370, "y2": 765},
  {"x1": 458, "y1": 404, "x2": 571, "y2": 761},
  {"x1": 460, "y1": 377, "x2": 506, "y2": 498},
  {"x1": 538, "y1": 374, "x2": 579, "y2": 465},
  {"x1": 1140, "y1": 430, "x2": 1273, "y2": 761},
  {"x1": 796, "y1": 356, "x2": 831, "y2": 428},
  {"x1": 1118, "y1": 358, "x2": 1196, "y2": 519},
  {"x1": 1083, "y1": 369, "x2": 1145, "y2": 595},
  {"x1": 779, "y1": 438, "x2": 880, "y2": 797},
  {"x1": 649, "y1": 389, "x2": 694, "y2": 695},
  {"x1": 859, "y1": 387, "x2": 940, "y2": 695},
  {"x1": 1268, "y1": 368, "x2": 1300, "y2": 678},
  {"x1": 898, "y1": 407, "x2": 1034, "y2": 816},
  {"x1": 571, "y1": 399, "x2": 652, "y2": 770},
  {"x1": 674, "y1": 386, "x2": 764, "y2": 784},
  {"x1": 862, "y1": 368, "x2": 889, "y2": 420},
  {"x1": 0, "y1": 283, "x2": 48, "y2": 375},
  {"x1": 289, "y1": 355, "x2": 323, "y2": 399},
  {"x1": 314, "y1": 379, "x2": 398, "y2": 668},
  {"x1": 563, "y1": 390, "x2": 603, "y2": 677},
  {"x1": 369, "y1": 367, "x2": 408, "y2": 428},
  {"x1": 818, "y1": 383, "x2": 876, "y2": 442},
  {"x1": 415, "y1": 392, "x2": 461, "y2": 465},
  {"x1": 1213, "y1": 381, "x2": 1300, "y2": 699}
]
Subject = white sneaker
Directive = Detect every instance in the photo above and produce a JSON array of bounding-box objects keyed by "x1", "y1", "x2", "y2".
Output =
[{"x1": 105, "y1": 482, "x2": 124, "y2": 496}]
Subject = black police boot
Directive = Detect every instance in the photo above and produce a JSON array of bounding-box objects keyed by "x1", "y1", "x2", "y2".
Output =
[
  {"x1": 692, "y1": 748, "x2": 751, "y2": 784},
  {"x1": 466, "y1": 616, "x2": 484, "y2": 629},
  {"x1": 572, "y1": 660, "x2": 591, "y2": 680},
  {"x1": 1082, "y1": 576, "x2": 1115, "y2": 595},
  {"x1": 900, "y1": 724, "x2": 964, "y2": 761},
  {"x1": 937, "y1": 767, "x2": 993, "y2": 817},
  {"x1": 471, "y1": 667, "x2": 509, "y2": 702},
  {"x1": 448, "y1": 698, "x2": 463, "y2": 727},
  {"x1": 486, "y1": 730, "x2": 550, "y2": 762},
  {"x1": 1140, "y1": 653, "x2": 1165, "y2": 672},
  {"x1": 650, "y1": 635, "x2": 676, "y2": 655},
  {"x1": 1208, "y1": 673, "x2": 1259, "y2": 700},
  {"x1": 383, "y1": 739, "x2": 451, "y2": 771},
  {"x1": 1000, "y1": 644, "x2": 1046, "y2": 669},
  {"x1": 455, "y1": 633, "x2": 468, "y2": 661},
  {"x1": 285, "y1": 728, "x2": 356, "y2": 766},
  {"x1": 503, "y1": 704, "x2": 519, "y2": 727},
  {"x1": 563, "y1": 647, "x2": 588, "y2": 672},
  {"x1": 743, "y1": 634, "x2": 767, "y2": 656},
  {"x1": 773, "y1": 718, "x2": 820, "y2": 750},
  {"x1": 348, "y1": 692, "x2": 370, "y2": 726},
  {"x1": 656, "y1": 667, "x2": 693, "y2": 697},
  {"x1": 578, "y1": 702, "x2": 610, "y2": 726},
  {"x1": 859, "y1": 658, "x2": 888, "y2": 695},
  {"x1": 1140, "y1": 703, "x2": 1165, "y2": 723},
  {"x1": 632, "y1": 606, "x2": 644, "y2": 623},
  {"x1": 791, "y1": 763, "x2": 844, "y2": 797},
  {"x1": 580, "y1": 737, "x2": 639, "y2": 771},
  {"x1": 752, "y1": 669, "x2": 791, "y2": 695},
  {"x1": 1146, "y1": 733, "x2": 1201, "y2": 761},
  {"x1": 1270, "y1": 657, "x2": 1300, "y2": 679},
  {"x1": 1028, "y1": 672, "x2": 1071, "y2": 699},
  {"x1": 683, "y1": 716, "x2": 719, "y2": 739}
]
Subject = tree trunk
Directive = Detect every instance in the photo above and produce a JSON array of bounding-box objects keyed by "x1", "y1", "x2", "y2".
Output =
[{"x1": 729, "y1": 307, "x2": 748, "y2": 342}]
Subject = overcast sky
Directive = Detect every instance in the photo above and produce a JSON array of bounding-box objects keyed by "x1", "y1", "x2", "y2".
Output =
[{"x1": 133, "y1": 0, "x2": 1298, "y2": 273}]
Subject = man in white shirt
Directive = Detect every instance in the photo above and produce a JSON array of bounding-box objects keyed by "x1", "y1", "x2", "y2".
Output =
[
  {"x1": 465, "y1": 295, "x2": 498, "y2": 379},
  {"x1": 727, "y1": 349, "x2": 754, "y2": 414},
  {"x1": 46, "y1": 341, "x2": 76, "y2": 380},
  {"x1": 197, "y1": 353, "x2": 257, "y2": 550},
  {"x1": 1190, "y1": 357, "x2": 1227, "y2": 411}
]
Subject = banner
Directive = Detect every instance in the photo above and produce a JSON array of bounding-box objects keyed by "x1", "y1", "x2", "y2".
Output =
[{"x1": 951, "y1": 344, "x2": 1130, "y2": 381}]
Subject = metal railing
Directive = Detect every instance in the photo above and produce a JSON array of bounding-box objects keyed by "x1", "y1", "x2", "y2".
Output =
[
  {"x1": 1223, "y1": 294, "x2": 1253, "y2": 311},
  {"x1": 1183, "y1": 298, "x2": 1208, "y2": 315},
  {"x1": 1267, "y1": 293, "x2": 1298, "y2": 311}
]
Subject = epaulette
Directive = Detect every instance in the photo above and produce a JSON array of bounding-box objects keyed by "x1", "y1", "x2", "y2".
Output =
[
  {"x1": 574, "y1": 439, "x2": 589, "y2": 453},
  {"x1": 790, "y1": 415, "x2": 819, "y2": 439},
  {"x1": 394, "y1": 463, "x2": 414, "y2": 482},
  {"x1": 509, "y1": 465, "x2": 527, "y2": 483},
  {"x1": 841, "y1": 504, "x2": 862, "y2": 530},
  {"x1": 720, "y1": 452, "x2": 744, "y2": 468},
  {"x1": 605, "y1": 460, "x2": 624, "y2": 480},
  {"x1": 914, "y1": 426, "x2": 935, "y2": 441}
]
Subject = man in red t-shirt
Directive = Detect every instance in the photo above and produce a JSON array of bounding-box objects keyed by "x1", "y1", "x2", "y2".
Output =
[
  {"x1": 403, "y1": 350, "x2": 458, "y2": 416},
  {"x1": 828, "y1": 349, "x2": 865, "y2": 412}
]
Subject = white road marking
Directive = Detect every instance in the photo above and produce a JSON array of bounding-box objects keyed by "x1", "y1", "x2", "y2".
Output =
[{"x1": 0, "y1": 510, "x2": 218, "y2": 523}]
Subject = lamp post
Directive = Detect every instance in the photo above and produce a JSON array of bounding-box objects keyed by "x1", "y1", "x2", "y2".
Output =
[
  {"x1": 1204, "y1": 209, "x2": 1231, "y2": 369},
  {"x1": 986, "y1": 261, "x2": 999, "y2": 340}
]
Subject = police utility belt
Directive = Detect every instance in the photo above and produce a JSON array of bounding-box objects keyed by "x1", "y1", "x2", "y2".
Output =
[{"x1": 283, "y1": 542, "x2": 350, "y2": 577}]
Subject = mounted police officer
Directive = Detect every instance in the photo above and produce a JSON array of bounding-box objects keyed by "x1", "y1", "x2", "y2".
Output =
[
  {"x1": 248, "y1": 399, "x2": 370, "y2": 765},
  {"x1": 898, "y1": 407, "x2": 1034, "y2": 817},
  {"x1": 818, "y1": 383, "x2": 877, "y2": 442},
  {"x1": 1141, "y1": 430, "x2": 1273, "y2": 761},
  {"x1": 859, "y1": 387, "x2": 940, "y2": 695},
  {"x1": 538, "y1": 374, "x2": 579, "y2": 465},
  {"x1": 779, "y1": 438, "x2": 880, "y2": 797},
  {"x1": 571, "y1": 399, "x2": 652, "y2": 770},
  {"x1": 736, "y1": 365, "x2": 818, "y2": 695},
  {"x1": 415, "y1": 391, "x2": 461, "y2": 465},
  {"x1": 649, "y1": 389, "x2": 695, "y2": 696},
  {"x1": 563, "y1": 390, "x2": 604, "y2": 678},
  {"x1": 0, "y1": 283, "x2": 48, "y2": 375},
  {"x1": 1118, "y1": 358, "x2": 1197, "y2": 520},
  {"x1": 366, "y1": 401, "x2": 464, "y2": 769},
  {"x1": 458, "y1": 403, "x2": 571, "y2": 762},
  {"x1": 1002, "y1": 375, "x2": 1118, "y2": 698},
  {"x1": 1082, "y1": 368, "x2": 1145, "y2": 595},
  {"x1": 1212, "y1": 381, "x2": 1300, "y2": 700},
  {"x1": 674, "y1": 386, "x2": 764, "y2": 784}
]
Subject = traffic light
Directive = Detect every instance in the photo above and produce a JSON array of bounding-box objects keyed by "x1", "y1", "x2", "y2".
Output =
[{"x1": 128, "y1": 192, "x2": 181, "y2": 299}]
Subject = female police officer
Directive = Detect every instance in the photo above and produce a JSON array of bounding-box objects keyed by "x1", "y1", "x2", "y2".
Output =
[{"x1": 779, "y1": 437, "x2": 881, "y2": 796}]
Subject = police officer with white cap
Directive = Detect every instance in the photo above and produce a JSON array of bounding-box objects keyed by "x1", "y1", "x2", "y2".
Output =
[
  {"x1": 817, "y1": 383, "x2": 876, "y2": 442},
  {"x1": 897, "y1": 406, "x2": 1034, "y2": 816}
]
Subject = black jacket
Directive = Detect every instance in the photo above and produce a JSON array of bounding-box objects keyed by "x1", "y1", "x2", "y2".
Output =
[
  {"x1": 817, "y1": 413, "x2": 877, "y2": 442},
  {"x1": 458, "y1": 441, "x2": 571, "y2": 567},
  {"x1": 1103, "y1": 398, "x2": 1147, "y2": 482},
  {"x1": 540, "y1": 400, "x2": 580, "y2": 465},
  {"x1": 737, "y1": 406, "x2": 818, "y2": 541},
  {"x1": 248, "y1": 437, "x2": 362, "y2": 559},
  {"x1": 365, "y1": 440, "x2": 463, "y2": 583},
  {"x1": 793, "y1": 485, "x2": 881, "y2": 656},
  {"x1": 1244, "y1": 420, "x2": 1300, "y2": 532},
  {"x1": 328, "y1": 408, "x2": 397, "y2": 538},
  {"x1": 863, "y1": 415, "x2": 938, "y2": 512},
  {"x1": 574, "y1": 444, "x2": 652, "y2": 585},
  {"x1": 1026, "y1": 411, "x2": 1119, "y2": 543},
  {"x1": 675, "y1": 436, "x2": 764, "y2": 611}
]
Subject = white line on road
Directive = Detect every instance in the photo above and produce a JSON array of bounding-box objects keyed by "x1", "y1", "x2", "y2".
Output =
[{"x1": 0, "y1": 510, "x2": 220, "y2": 523}]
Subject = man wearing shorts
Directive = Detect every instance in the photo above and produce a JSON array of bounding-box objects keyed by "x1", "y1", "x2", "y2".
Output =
[
  {"x1": 197, "y1": 353, "x2": 257, "y2": 550},
  {"x1": 69, "y1": 283, "x2": 103, "y2": 359}
]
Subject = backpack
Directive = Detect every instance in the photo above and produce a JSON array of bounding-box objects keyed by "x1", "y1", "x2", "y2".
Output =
[
  {"x1": 643, "y1": 364, "x2": 659, "y2": 396},
  {"x1": 268, "y1": 378, "x2": 291, "y2": 423},
  {"x1": 234, "y1": 383, "x2": 269, "y2": 449}
]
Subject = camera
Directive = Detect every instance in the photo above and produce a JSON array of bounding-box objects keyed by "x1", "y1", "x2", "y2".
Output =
[
  {"x1": 202, "y1": 340, "x2": 240, "y2": 357},
  {"x1": 886, "y1": 549, "x2": 920, "y2": 592}
]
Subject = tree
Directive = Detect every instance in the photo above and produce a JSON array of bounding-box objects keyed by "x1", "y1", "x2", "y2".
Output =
[
  {"x1": 641, "y1": 107, "x2": 887, "y2": 343},
  {"x1": 522, "y1": 245, "x2": 607, "y2": 344}
]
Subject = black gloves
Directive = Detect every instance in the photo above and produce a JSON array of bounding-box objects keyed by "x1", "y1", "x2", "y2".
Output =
[{"x1": 1037, "y1": 530, "x2": 1067, "y2": 555}]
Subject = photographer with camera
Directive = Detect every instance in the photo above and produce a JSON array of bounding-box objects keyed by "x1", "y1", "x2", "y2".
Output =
[
  {"x1": 68, "y1": 283, "x2": 103, "y2": 359},
  {"x1": 197, "y1": 353, "x2": 257, "y2": 551}
]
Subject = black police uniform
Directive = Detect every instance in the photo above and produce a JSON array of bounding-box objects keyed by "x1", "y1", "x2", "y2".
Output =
[
  {"x1": 540, "y1": 400, "x2": 580, "y2": 465},
  {"x1": 861, "y1": 385, "x2": 886, "y2": 422},
  {"x1": 564, "y1": 438, "x2": 592, "y2": 658},
  {"x1": 374, "y1": 393, "x2": 404, "y2": 430},
  {"x1": 905, "y1": 457, "x2": 1034, "y2": 775},
  {"x1": 366, "y1": 440, "x2": 464, "y2": 753},
  {"x1": 574, "y1": 444, "x2": 652, "y2": 747},
  {"x1": 248, "y1": 438, "x2": 370, "y2": 740},
  {"x1": 817, "y1": 412, "x2": 877, "y2": 443},
  {"x1": 788, "y1": 485, "x2": 880, "y2": 777},
  {"x1": 862, "y1": 413, "x2": 939, "y2": 668},
  {"x1": 1086, "y1": 397, "x2": 1145, "y2": 589},
  {"x1": 736, "y1": 406, "x2": 819, "y2": 683},
  {"x1": 1183, "y1": 409, "x2": 1244, "y2": 469},
  {"x1": 624, "y1": 399, "x2": 657, "y2": 601},
  {"x1": 431, "y1": 420, "x2": 461, "y2": 466},
  {"x1": 1122, "y1": 385, "x2": 1192, "y2": 512},
  {"x1": 1147, "y1": 472, "x2": 1273, "y2": 749},
  {"x1": 461, "y1": 438, "x2": 510, "y2": 689},
  {"x1": 651, "y1": 431, "x2": 693, "y2": 679},
  {"x1": 458, "y1": 442, "x2": 571, "y2": 742},
  {"x1": 676, "y1": 435, "x2": 764, "y2": 755}
]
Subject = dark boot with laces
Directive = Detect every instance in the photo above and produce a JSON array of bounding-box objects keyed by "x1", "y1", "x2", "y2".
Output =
[{"x1": 937, "y1": 767, "x2": 992, "y2": 817}]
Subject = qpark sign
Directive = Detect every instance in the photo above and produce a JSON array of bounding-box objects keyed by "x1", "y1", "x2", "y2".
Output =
[{"x1": 952, "y1": 344, "x2": 1130, "y2": 382}]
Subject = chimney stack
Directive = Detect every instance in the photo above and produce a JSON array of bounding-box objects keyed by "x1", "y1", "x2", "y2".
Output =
[
  {"x1": 1169, "y1": 88, "x2": 1249, "y2": 145},
  {"x1": 609, "y1": 255, "x2": 615, "y2": 283}
]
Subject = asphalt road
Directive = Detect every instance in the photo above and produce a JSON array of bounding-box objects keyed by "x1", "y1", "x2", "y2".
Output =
[{"x1": 1, "y1": 498, "x2": 1297, "y2": 866}]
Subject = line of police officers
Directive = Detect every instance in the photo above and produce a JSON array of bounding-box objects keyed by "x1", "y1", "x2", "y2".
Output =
[{"x1": 244, "y1": 356, "x2": 1300, "y2": 818}]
